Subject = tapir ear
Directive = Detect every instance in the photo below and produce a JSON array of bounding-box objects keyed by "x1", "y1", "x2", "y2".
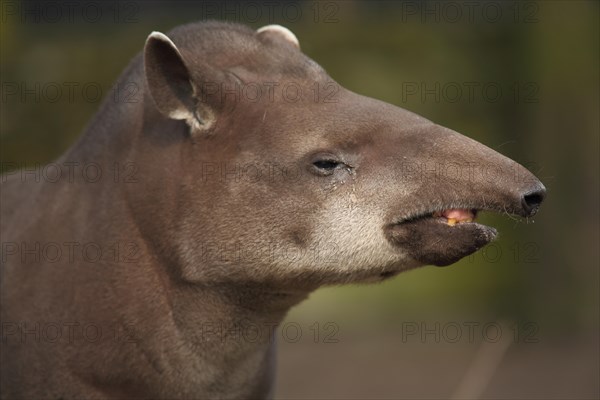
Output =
[
  {"x1": 256, "y1": 25, "x2": 300, "y2": 49},
  {"x1": 144, "y1": 32, "x2": 197, "y2": 122}
]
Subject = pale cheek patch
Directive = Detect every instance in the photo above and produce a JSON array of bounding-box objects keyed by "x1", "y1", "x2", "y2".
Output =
[
  {"x1": 307, "y1": 201, "x2": 412, "y2": 274},
  {"x1": 256, "y1": 24, "x2": 300, "y2": 49}
]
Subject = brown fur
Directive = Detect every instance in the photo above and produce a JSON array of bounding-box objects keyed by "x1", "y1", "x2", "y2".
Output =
[{"x1": 0, "y1": 21, "x2": 544, "y2": 399}]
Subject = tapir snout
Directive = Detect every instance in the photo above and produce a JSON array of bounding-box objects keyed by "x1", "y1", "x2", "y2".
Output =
[
  {"x1": 370, "y1": 113, "x2": 547, "y2": 267},
  {"x1": 382, "y1": 120, "x2": 547, "y2": 219}
]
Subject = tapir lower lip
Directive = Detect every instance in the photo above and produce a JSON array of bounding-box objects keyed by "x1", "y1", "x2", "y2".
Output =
[{"x1": 386, "y1": 210, "x2": 499, "y2": 267}]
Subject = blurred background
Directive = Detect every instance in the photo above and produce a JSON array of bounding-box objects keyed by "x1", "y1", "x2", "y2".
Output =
[{"x1": 1, "y1": 0, "x2": 598, "y2": 398}]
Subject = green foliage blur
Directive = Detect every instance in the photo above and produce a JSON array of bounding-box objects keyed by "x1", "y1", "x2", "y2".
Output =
[{"x1": 1, "y1": 0, "x2": 598, "y2": 335}]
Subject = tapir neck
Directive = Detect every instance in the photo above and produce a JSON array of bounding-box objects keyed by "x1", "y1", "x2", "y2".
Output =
[
  {"x1": 120, "y1": 255, "x2": 307, "y2": 397},
  {"x1": 54, "y1": 54, "x2": 309, "y2": 396},
  {"x1": 168, "y1": 283, "x2": 307, "y2": 355}
]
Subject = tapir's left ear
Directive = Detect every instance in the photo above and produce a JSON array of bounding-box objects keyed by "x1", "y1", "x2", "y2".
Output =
[
  {"x1": 144, "y1": 32, "x2": 196, "y2": 121},
  {"x1": 256, "y1": 25, "x2": 300, "y2": 49}
]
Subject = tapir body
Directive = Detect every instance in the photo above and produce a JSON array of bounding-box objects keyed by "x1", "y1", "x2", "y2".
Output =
[{"x1": 0, "y1": 21, "x2": 545, "y2": 399}]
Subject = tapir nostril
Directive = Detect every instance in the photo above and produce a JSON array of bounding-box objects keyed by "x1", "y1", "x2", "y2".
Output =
[{"x1": 521, "y1": 187, "x2": 546, "y2": 216}]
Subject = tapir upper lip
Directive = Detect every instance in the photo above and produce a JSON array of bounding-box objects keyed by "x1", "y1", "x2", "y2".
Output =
[
  {"x1": 391, "y1": 181, "x2": 547, "y2": 226},
  {"x1": 391, "y1": 202, "x2": 530, "y2": 227}
]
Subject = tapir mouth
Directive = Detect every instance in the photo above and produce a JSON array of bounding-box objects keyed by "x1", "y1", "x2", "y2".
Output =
[
  {"x1": 385, "y1": 180, "x2": 545, "y2": 267},
  {"x1": 386, "y1": 206, "x2": 503, "y2": 267}
]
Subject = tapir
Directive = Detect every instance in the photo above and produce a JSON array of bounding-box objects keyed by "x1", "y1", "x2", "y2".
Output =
[{"x1": 0, "y1": 21, "x2": 545, "y2": 399}]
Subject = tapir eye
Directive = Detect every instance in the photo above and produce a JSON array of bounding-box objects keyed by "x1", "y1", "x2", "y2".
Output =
[
  {"x1": 313, "y1": 160, "x2": 340, "y2": 170},
  {"x1": 310, "y1": 154, "x2": 344, "y2": 176}
]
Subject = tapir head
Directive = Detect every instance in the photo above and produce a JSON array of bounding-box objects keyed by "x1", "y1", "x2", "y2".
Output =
[{"x1": 137, "y1": 22, "x2": 545, "y2": 289}]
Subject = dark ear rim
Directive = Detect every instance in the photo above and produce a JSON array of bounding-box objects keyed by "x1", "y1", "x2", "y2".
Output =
[{"x1": 144, "y1": 31, "x2": 196, "y2": 121}]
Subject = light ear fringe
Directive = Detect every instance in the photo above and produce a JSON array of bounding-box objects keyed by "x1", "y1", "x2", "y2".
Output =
[
  {"x1": 145, "y1": 30, "x2": 209, "y2": 129},
  {"x1": 147, "y1": 31, "x2": 182, "y2": 55},
  {"x1": 256, "y1": 24, "x2": 300, "y2": 48}
]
